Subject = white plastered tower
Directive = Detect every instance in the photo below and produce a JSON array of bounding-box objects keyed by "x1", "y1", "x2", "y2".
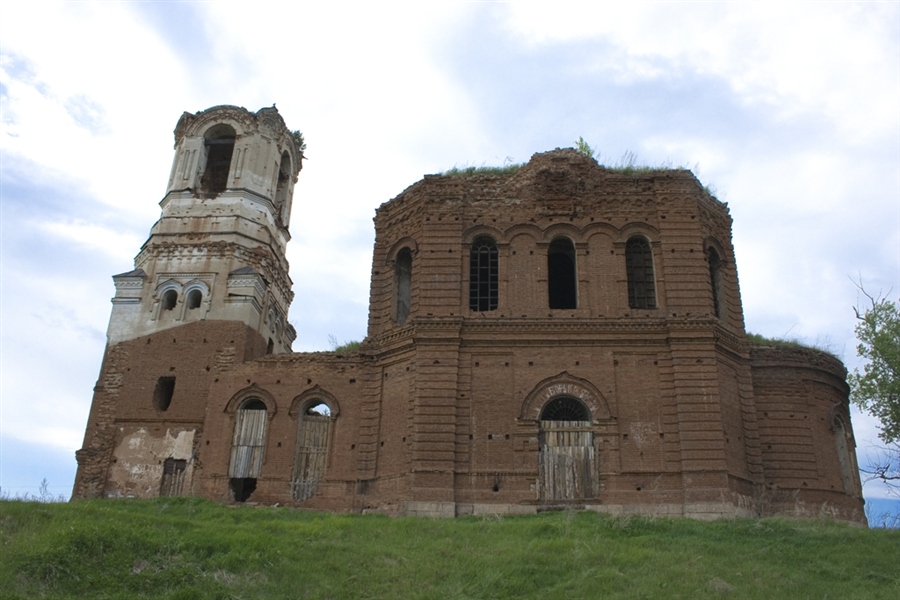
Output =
[{"x1": 106, "y1": 105, "x2": 302, "y2": 354}]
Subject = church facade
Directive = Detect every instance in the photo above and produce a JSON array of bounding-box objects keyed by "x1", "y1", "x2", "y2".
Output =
[{"x1": 73, "y1": 105, "x2": 866, "y2": 522}]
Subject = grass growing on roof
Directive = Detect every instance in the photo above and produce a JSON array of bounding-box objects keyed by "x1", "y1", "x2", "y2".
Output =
[{"x1": 1, "y1": 497, "x2": 897, "y2": 599}]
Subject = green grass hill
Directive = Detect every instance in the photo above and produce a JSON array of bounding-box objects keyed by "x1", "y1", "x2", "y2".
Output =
[{"x1": 1, "y1": 497, "x2": 897, "y2": 599}]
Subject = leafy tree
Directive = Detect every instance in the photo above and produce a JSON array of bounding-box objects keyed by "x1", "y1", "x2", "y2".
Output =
[
  {"x1": 849, "y1": 291, "x2": 900, "y2": 442},
  {"x1": 848, "y1": 288, "x2": 900, "y2": 493}
]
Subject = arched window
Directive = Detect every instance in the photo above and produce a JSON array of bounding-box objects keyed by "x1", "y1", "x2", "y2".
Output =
[
  {"x1": 708, "y1": 247, "x2": 723, "y2": 318},
  {"x1": 625, "y1": 236, "x2": 656, "y2": 309},
  {"x1": 229, "y1": 398, "x2": 268, "y2": 502},
  {"x1": 548, "y1": 237, "x2": 577, "y2": 309},
  {"x1": 200, "y1": 124, "x2": 236, "y2": 198},
  {"x1": 538, "y1": 396, "x2": 595, "y2": 500},
  {"x1": 161, "y1": 289, "x2": 178, "y2": 311},
  {"x1": 469, "y1": 236, "x2": 498, "y2": 312},
  {"x1": 186, "y1": 289, "x2": 202, "y2": 310},
  {"x1": 292, "y1": 401, "x2": 332, "y2": 502},
  {"x1": 394, "y1": 248, "x2": 412, "y2": 324}
]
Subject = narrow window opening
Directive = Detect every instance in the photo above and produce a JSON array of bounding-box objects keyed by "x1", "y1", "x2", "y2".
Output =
[
  {"x1": 394, "y1": 248, "x2": 412, "y2": 324},
  {"x1": 186, "y1": 289, "x2": 202, "y2": 310},
  {"x1": 200, "y1": 124, "x2": 236, "y2": 198},
  {"x1": 153, "y1": 376, "x2": 176, "y2": 412},
  {"x1": 266, "y1": 339, "x2": 274, "y2": 355},
  {"x1": 469, "y1": 236, "x2": 498, "y2": 311},
  {"x1": 274, "y1": 151, "x2": 291, "y2": 217},
  {"x1": 548, "y1": 237, "x2": 577, "y2": 309},
  {"x1": 708, "y1": 247, "x2": 723, "y2": 318},
  {"x1": 161, "y1": 290, "x2": 178, "y2": 311},
  {"x1": 626, "y1": 236, "x2": 656, "y2": 309}
]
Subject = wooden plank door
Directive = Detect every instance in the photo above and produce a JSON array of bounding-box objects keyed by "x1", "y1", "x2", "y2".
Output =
[{"x1": 539, "y1": 420, "x2": 596, "y2": 501}]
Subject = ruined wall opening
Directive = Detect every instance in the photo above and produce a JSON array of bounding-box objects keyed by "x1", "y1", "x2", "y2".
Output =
[
  {"x1": 200, "y1": 124, "x2": 236, "y2": 198},
  {"x1": 833, "y1": 417, "x2": 855, "y2": 494},
  {"x1": 292, "y1": 401, "x2": 332, "y2": 502},
  {"x1": 159, "y1": 457, "x2": 186, "y2": 496},
  {"x1": 469, "y1": 236, "x2": 499, "y2": 312},
  {"x1": 394, "y1": 248, "x2": 412, "y2": 324},
  {"x1": 153, "y1": 376, "x2": 176, "y2": 412},
  {"x1": 228, "y1": 398, "x2": 268, "y2": 503},
  {"x1": 548, "y1": 237, "x2": 577, "y2": 309},
  {"x1": 626, "y1": 236, "x2": 656, "y2": 309},
  {"x1": 708, "y1": 247, "x2": 723, "y2": 318},
  {"x1": 538, "y1": 396, "x2": 596, "y2": 501}
]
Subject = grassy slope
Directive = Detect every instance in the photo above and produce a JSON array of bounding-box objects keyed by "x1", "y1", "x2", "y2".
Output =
[{"x1": 1, "y1": 498, "x2": 897, "y2": 600}]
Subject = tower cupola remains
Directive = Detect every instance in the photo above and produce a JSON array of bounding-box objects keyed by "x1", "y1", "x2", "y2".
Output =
[
  {"x1": 75, "y1": 106, "x2": 866, "y2": 524},
  {"x1": 106, "y1": 105, "x2": 302, "y2": 353}
]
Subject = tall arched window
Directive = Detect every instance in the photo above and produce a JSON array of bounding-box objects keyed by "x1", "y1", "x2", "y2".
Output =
[
  {"x1": 229, "y1": 398, "x2": 268, "y2": 502},
  {"x1": 708, "y1": 247, "x2": 723, "y2": 318},
  {"x1": 394, "y1": 248, "x2": 412, "y2": 324},
  {"x1": 548, "y1": 237, "x2": 577, "y2": 309},
  {"x1": 625, "y1": 236, "x2": 656, "y2": 309},
  {"x1": 469, "y1": 236, "x2": 498, "y2": 312},
  {"x1": 200, "y1": 124, "x2": 236, "y2": 198}
]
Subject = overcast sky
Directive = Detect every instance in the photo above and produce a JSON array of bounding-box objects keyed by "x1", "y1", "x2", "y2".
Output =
[{"x1": 1, "y1": 2, "x2": 898, "y2": 517}]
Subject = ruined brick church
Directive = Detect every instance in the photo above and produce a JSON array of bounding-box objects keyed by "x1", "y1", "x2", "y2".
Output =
[{"x1": 73, "y1": 105, "x2": 866, "y2": 522}]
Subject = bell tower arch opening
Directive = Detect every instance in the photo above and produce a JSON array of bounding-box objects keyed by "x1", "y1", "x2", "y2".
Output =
[{"x1": 200, "y1": 124, "x2": 236, "y2": 198}]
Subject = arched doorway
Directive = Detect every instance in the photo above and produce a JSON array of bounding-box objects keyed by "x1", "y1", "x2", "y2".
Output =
[
  {"x1": 539, "y1": 396, "x2": 596, "y2": 501},
  {"x1": 291, "y1": 402, "x2": 332, "y2": 501}
]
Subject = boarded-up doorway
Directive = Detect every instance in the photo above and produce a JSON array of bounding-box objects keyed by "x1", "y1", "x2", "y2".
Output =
[
  {"x1": 292, "y1": 403, "x2": 331, "y2": 502},
  {"x1": 538, "y1": 397, "x2": 597, "y2": 501},
  {"x1": 229, "y1": 398, "x2": 267, "y2": 502}
]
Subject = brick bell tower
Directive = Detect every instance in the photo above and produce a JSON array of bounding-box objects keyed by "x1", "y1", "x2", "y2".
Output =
[{"x1": 73, "y1": 105, "x2": 303, "y2": 499}]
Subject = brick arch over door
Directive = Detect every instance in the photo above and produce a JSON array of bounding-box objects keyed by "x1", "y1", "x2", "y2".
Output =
[{"x1": 519, "y1": 372, "x2": 611, "y2": 422}]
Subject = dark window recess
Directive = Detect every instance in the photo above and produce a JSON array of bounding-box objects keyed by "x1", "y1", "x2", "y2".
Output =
[
  {"x1": 153, "y1": 376, "x2": 176, "y2": 411},
  {"x1": 274, "y1": 150, "x2": 291, "y2": 218},
  {"x1": 266, "y1": 339, "x2": 274, "y2": 355},
  {"x1": 708, "y1": 247, "x2": 722, "y2": 318},
  {"x1": 159, "y1": 458, "x2": 187, "y2": 496},
  {"x1": 394, "y1": 248, "x2": 412, "y2": 324},
  {"x1": 540, "y1": 396, "x2": 590, "y2": 421},
  {"x1": 230, "y1": 477, "x2": 257, "y2": 502},
  {"x1": 548, "y1": 238, "x2": 577, "y2": 309},
  {"x1": 186, "y1": 289, "x2": 202, "y2": 310},
  {"x1": 626, "y1": 237, "x2": 656, "y2": 309},
  {"x1": 161, "y1": 290, "x2": 178, "y2": 311},
  {"x1": 200, "y1": 124, "x2": 236, "y2": 198},
  {"x1": 469, "y1": 236, "x2": 498, "y2": 311}
]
